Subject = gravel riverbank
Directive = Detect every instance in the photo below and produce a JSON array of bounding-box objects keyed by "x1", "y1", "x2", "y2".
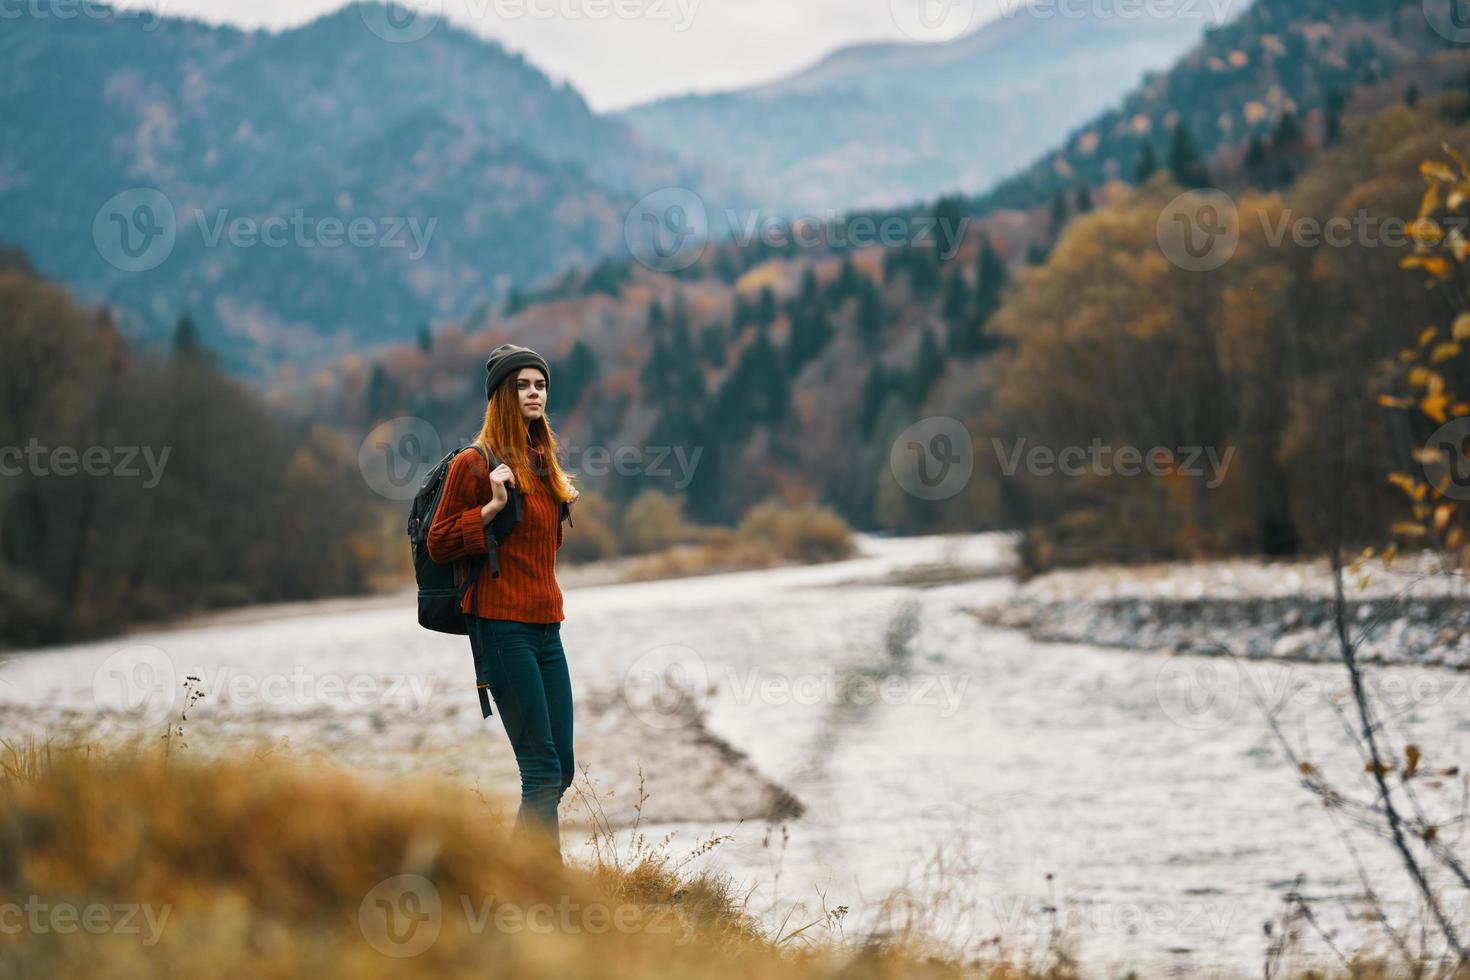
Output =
[{"x1": 970, "y1": 553, "x2": 1470, "y2": 670}]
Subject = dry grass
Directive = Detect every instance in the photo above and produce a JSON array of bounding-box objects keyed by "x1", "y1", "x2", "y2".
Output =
[
  {"x1": 621, "y1": 500, "x2": 858, "y2": 582},
  {"x1": 1, "y1": 736, "x2": 1449, "y2": 979},
  {"x1": 0, "y1": 737, "x2": 971, "y2": 979}
]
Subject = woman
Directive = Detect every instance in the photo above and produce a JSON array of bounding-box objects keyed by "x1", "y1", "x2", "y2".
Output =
[{"x1": 426, "y1": 343, "x2": 580, "y2": 862}]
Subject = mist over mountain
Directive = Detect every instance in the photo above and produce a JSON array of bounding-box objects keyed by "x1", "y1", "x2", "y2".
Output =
[{"x1": 617, "y1": 1, "x2": 1223, "y2": 214}]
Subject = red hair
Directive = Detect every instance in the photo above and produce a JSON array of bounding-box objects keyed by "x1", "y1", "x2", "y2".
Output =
[{"x1": 473, "y1": 372, "x2": 574, "y2": 502}]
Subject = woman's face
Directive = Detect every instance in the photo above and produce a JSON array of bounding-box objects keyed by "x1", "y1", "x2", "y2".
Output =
[{"x1": 513, "y1": 367, "x2": 547, "y2": 423}]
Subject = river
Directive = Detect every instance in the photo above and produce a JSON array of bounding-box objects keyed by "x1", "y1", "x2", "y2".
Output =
[{"x1": 3, "y1": 530, "x2": 1467, "y2": 977}]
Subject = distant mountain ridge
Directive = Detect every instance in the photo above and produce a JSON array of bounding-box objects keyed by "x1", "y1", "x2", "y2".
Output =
[
  {"x1": 0, "y1": 1, "x2": 719, "y2": 372},
  {"x1": 617, "y1": 2, "x2": 1224, "y2": 213}
]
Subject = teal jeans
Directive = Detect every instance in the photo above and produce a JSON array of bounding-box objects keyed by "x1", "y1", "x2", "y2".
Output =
[{"x1": 465, "y1": 617, "x2": 575, "y2": 858}]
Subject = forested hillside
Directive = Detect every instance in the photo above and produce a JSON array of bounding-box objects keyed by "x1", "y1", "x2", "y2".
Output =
[
  {"x1": 0, "y1": 2, "x2": 728, "y2": 373},
  {"x1": 303, "y1": 30, "x2": 1470, "y2": 569}
]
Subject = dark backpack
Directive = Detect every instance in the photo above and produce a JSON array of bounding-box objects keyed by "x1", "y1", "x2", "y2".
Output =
[
  {"x1": 408, "y1": 446, "x2": 574, "y2": 634},
  {"x1": 408, "y1": 445, "x2": 511, "y2": 634}
]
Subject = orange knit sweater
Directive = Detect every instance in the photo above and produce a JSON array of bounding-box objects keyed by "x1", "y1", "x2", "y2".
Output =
[{"x1": 425, "y1": 448, "x2": 565, "y2": 623}]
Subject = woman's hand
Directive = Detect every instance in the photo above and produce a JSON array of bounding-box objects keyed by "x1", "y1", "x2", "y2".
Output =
[
  {"x1": 568, "y1": 487, "x2": 580, "y2": 508},
  {"x1": 480, "y1": 463, "x2": 516, "y2": 524}
]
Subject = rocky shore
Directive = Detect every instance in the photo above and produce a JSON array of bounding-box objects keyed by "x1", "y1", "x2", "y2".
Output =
[{"x1": 969, "y1": 553, "x2": 1470, "y2": 670}]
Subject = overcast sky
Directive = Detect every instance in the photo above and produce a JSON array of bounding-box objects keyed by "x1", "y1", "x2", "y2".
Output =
[{"x1": 114, "y1": 0, "x2": 1019, "y2": 111}]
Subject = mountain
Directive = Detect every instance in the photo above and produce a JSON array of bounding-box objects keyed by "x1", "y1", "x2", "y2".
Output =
[
  {"x1": 616, "y1": 1, "x2": 1221, "y2": 214},
  {"x1": 0, "y1": 1, "x2": 718, "y2": 372},
  {"x1": 967, "y1": 0, "x2": 1456, "y2": 216}
]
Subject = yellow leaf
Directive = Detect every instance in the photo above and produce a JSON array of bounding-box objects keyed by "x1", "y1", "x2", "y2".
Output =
[
  {"x1": 1455, "y1": 403, "x2": 1470, "y2": 417},
  {"x1": 1379, "y1": 394, "x2": 1414, "y2": 409},
  {"x1": 1406, "y1": 744, "x2": 1422, "y2": 777},
  {"x1": 1423, "y1": 384, "x2": 1450, "y2": 423},
  {"x1": 1449, "y1": 226, "x2": 1470, "y2": 261},
  {"x1": 1393, "y1": 521, "x2": 1429, "y2": 537},
  {"x1": 1410, "y1": 217, "x2": 1444, "y2": 246},
  {"x1": 1384, "y1": 543, "x2": 1398, "y2": 565},
  {"x1": 1388, "y1": 472, "x2": 1426, "y2": 499},
  {"x1": 1419, "y1": 326, "x2": 1439, "y2": 348},
  {"x1": 1423, "y1": 161, "x2": 1457, "y2": 182},
  {"x1": 1449, "y1": 527, "x2": 1464, "y2": 549},
  {"x1": 1420, "y1": 183, "x2": 1442, "y2": 221},
  {"x1": 1402, "y1": 255, "x2": 1454, "y2": 279},
  {"x1": 1435, "y1": 503, "x2": 1455, "y2": 532},
  {"x1": 1415, "y1": 445, "x2": 1449, "y2": 465},
  {"x1": 1410, "y1": 366, "x2": 1431, "y2": 386},
  {"x1": 1442, "y1": 142, "x2": 1470, "y2": 177},
  {"x1": 1455, "y1": 313, "x2": 1470, "y2": 340},
  {"x1": 1431, "y1": 342, "x2": 1462, "y2": 363}
]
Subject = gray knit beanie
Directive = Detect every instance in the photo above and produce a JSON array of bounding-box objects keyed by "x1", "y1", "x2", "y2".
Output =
[{"x1": 484, "y1": 343, "x2": 550, "y2": 402}]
